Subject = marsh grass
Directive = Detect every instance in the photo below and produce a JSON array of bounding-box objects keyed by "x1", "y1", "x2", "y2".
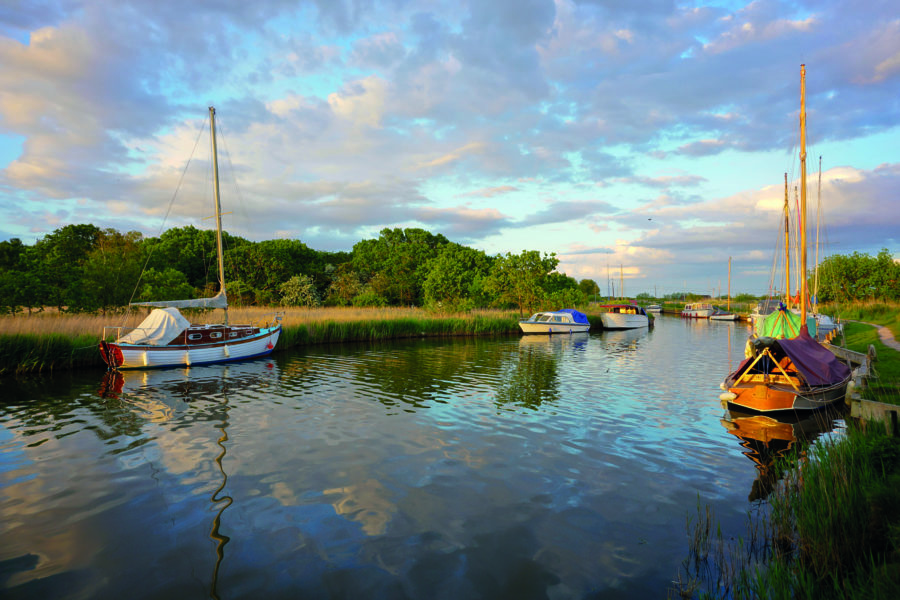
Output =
[
  {"x1": 0, "y1": 306, "x2": 523, "y2": 374},
  {"x1": 671, "y1": 420, "x2": 900, "y2": 599}
]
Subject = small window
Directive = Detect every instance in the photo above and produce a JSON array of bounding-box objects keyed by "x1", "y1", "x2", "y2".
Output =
[
  {"x1": 188, "y1": 333, "x2": 202, "y2": 341},
  {"x1": 229, "y1": 332, "x2": 238, "y2": 338},
  {"x1": 210, "y1": 332, "x2": 222, "y2": 339}
]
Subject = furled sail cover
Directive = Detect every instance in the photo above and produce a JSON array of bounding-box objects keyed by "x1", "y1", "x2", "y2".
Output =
[
  {"x1": 131, "y1": 289, "x2": 228, "y2": 310},
  {"x1": 117, "y1": 307, "x2": 191, "y2": 346},
  {"x1": 778, "y1": 327, "x2": 851, "y2": 386},
  {"x1": 755, "y1": 306, "x2": 817, "y2": 339},
  {"x1": 557, "y1": 309, "x2": 589, "y2": 324}
]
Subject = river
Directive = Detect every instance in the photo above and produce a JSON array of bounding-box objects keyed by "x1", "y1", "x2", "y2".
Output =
[{"x1": 0, "y1": 315, "x2": 841, "y2": 599}]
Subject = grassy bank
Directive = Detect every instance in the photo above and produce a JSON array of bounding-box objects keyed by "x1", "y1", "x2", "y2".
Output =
[
  {"x1": 674, "y1": 419, "x2": 900, "y2": 599},
  {"x1": 0, "y1": 307, "x2": 527, "y2": 375}
]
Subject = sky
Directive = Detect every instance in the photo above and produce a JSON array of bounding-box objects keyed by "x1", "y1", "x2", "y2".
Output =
[{"x1": 0, "y1": 0, "x2": 898, "y2": 297}]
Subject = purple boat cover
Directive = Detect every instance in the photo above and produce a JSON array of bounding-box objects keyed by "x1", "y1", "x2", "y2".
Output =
[{"x1": 778, "y1": 326, "x2": 851, "y2": 386}]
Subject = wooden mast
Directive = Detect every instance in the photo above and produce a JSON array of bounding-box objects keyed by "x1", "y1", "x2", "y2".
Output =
[
  {"x1": 799, "y1": 65, "x2": 808, "y2": 328},
  {"x1": 209, "y1": 106, "x2": 228, "y2": 326},
  {"x1": 727, "y1": 256, "x2": 732, "y2": 311},
  {"x1": 783, "y1": 173, "x2": 790, "y2": 308}
]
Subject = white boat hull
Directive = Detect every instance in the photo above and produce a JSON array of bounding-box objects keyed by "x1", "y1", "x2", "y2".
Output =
[
  {"x1": 682, "y1": 309, "x2": 714, "y2": 318},
  {"x1": 710, "y1": 312, "x2": 739, "y2": 321},
  {"x1": 599, "y1": 312, "x2": 649, "y2": 330},
  {"x1": 518, "y1": 322, "x2": 590, "y2": 334},
  {"x1": 108, "y1": 326, "x2": 281, "y2": 369}
]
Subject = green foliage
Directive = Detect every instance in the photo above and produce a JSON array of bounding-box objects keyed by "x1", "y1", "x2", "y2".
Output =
[
  {"x1": 579, "y1": 278, "x2": 601, "y2": 297},
  {"x1": 353, "y1": 288, "x2": 388, "y2": 307},
  {"x1": 136, "y1": 267, "x2": 195, "y2": 303},
  {"x1": 483, "y1": 250, "x2": 559, "y2": 314},
  {"x1": 421, "y1": 243, "x2": 494, "y2": 311},
  {"x1": 351, "y1": 228, "x2": 450, "y2": 305},
  {"x1": 817, "y1": 249, "x2": 900, "y2": 302},
  {"x1": 280, "y1": 274, "x2": 321, "y2": 307},
  {"x1": 325, "y1": 267, "x2": 363, "y2": 306}
]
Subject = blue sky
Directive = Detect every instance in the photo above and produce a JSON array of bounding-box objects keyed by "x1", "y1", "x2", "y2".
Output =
[{"x1": 0, "y1": 0, "x2": 898, "y2": 296}]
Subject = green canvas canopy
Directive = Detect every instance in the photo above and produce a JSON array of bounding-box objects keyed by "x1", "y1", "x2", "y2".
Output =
[{"x1": 755, "y1": 305, "x2": 817, "y2": 339}]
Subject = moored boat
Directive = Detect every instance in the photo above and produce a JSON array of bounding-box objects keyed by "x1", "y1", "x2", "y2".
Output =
[
  {"x1": 681, "y1": 303, "x2": 714, "y2": 318},
  {"x1": 710, "y1": 308, "x2": 739, "y2": 321},
  {"x1": 100, "y1": 107, "x2": 282, "y2": 370},
  {"x1": 597, "y1": 303, "x2": 650, "y2": 330},
  {"x1": 720, "y1": 65, "x2": 850, "y2": 414},
  {"x1": 645, "y1": 304, "x2": 662, "y2": 313},
  {"x1": 518, "y1": 309, "x2": 591, "y2": 334}
]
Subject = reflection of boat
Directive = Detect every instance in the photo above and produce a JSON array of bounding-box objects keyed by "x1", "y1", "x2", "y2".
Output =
[
  {"x1": 601, "y1": 326, "x2": 648, "y2": 350},
  {"x1": 681, "y1": 303, "x2": 714, "y2": 318},
  {"x1": 721, "y1": 65, "x2": 851, "y2": 415},
  {"x1": 518, "y1": 309, "x2": 591, "y2": 334},
  {"x1": 517, "y1": 331, "x2": 589, "y2": 352},
  {"x1": 721, "y1": 408, "x2": 839, "y2": 501},
  {"x1": 597, "y1": 304, "x2": 650, "y2": 329},
  {"x1": 99, "y1": 107, "x2": 281, "y2": 370},
  {"x1": 97, "y1": 358, "x2": 280, "y2": 419}
]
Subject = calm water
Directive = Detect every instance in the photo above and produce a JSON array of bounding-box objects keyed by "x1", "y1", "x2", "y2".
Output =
[{"x1": 0, "y1": 316, "x2": 841, "y2": 599}]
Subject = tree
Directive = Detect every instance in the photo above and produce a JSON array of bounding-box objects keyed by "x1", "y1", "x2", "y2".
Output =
[
  {"x1": 31, "y1": 224, "x2": 101, "y2": 310},
  {"x1": 483, "y1": 250, "x2": 559, "y2": 314},
  {"x1": 351, "y1": 228, "x2": 450, "y2": 305},
  {"x1": 79, "y1": 229, "x2": 145, "y2": 312},
  {"x1": 135, "y1": 268, "x2": 195, "y2": 303},
  {"x1": 325, "y1": 266, "x2": 363, "y2": 306},
  {"x1": 421, "y1": 243, "x2": 494, "y2": 311},
  {"x1": 280, "y1": 274, "x2": 321, "y2": 307},
  {"x1": 578, "y1": 279, "x2": 600, "y2": 298}
]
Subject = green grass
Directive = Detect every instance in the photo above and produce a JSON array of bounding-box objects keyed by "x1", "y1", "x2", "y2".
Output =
[
  {"x1": 840, "y1": 321, "x2": 900, "y2": 404},
  {"x1": 0, "y1": 333, "x2": 99, "y2": 375},
  {"x1": 674, "y1": 421, "x2": 900, "y2": 599}
]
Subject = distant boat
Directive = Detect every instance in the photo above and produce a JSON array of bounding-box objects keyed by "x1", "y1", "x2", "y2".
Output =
[
  {"x1": 710, "y1": 257, "x2": 739, "y2": 320},
  {"x1": 681, "y1": 303, "x2": 714, "y2": 318},
  {"x1": 596, "y1": 303, "x2": 650, "y2": 330},
  {"x1": 720, "y1": 65, "x2": 850, "y2": 414},
  {"x1": 518, "y1": 309, "x2": 591, "y2": 334},
  {"x1": 99, "y1": 107, "x2": 282, "y2": 370},
  {"x1": 645, "y1": 304, "x2": 662, "y2": 313}
]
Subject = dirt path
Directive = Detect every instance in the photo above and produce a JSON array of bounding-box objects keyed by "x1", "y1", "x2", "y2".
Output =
[{"x1": 855, "y1": 321, "x2": 900, "y2": 352}]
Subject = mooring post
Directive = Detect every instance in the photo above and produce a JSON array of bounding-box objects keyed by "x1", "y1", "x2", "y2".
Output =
[{"x1": 891, "y1": 410, "x2": 899, "y2": 438}]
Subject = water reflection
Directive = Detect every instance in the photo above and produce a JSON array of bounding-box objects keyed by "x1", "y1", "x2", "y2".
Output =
[
  {"x1": 720, "y1": 409, "x2": 841, "y2": 501},
  {"x1": 0, "y1": 318, "x2": 781, "y2": 599}
]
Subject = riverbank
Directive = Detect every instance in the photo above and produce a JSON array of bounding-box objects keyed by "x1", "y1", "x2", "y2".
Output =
[
  {"x1": 674, "y1": 416, "x2": 900, "y2": 599},
  {"x1": 0, "y1": 307, "x2": 649, "y2": 375},
  {"x1": 0, "y1": 307, "x2": 521, "y2": 375}
]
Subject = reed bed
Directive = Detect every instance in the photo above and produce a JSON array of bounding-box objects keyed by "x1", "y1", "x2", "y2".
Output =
[
  {"x1": 672, "y1": 420, "x2": 900, "y2": 599},
  {"x1": 0, "y1": 307, "x2": 522, "y2": 375}
]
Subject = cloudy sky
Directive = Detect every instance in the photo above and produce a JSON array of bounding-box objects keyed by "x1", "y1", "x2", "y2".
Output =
[{"x1": 0, "y1": 0, "x2": 898, "y2": 296}]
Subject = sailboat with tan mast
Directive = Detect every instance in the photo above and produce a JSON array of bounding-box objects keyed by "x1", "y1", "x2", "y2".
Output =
[
  {"x1": 720, "y1": 65, "x2": 851, "y2": 414},
  {"x1": 99, "y1": 107, "x2": 282, "y2": 370}
]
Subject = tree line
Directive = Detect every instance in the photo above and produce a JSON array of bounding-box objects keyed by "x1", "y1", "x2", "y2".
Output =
[{"x1": 0, "y1": 224, "x2": 601, "y2": 315}]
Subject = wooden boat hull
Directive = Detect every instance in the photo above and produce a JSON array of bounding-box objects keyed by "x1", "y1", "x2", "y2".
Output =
[
  {"x1": 722, "y1": 375, "x2": 850, "y2": 414},
  {"x1": 101, "y1": 325, "x2": 281, "y2": 369},
  {"x1": 599, "y1": 312, "x2": 648, "y2": 330}
]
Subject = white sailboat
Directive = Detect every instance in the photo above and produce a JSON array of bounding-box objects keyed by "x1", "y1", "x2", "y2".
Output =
[{"x1": 100, "y1": 107, "x2": 282, "y2": 370}]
